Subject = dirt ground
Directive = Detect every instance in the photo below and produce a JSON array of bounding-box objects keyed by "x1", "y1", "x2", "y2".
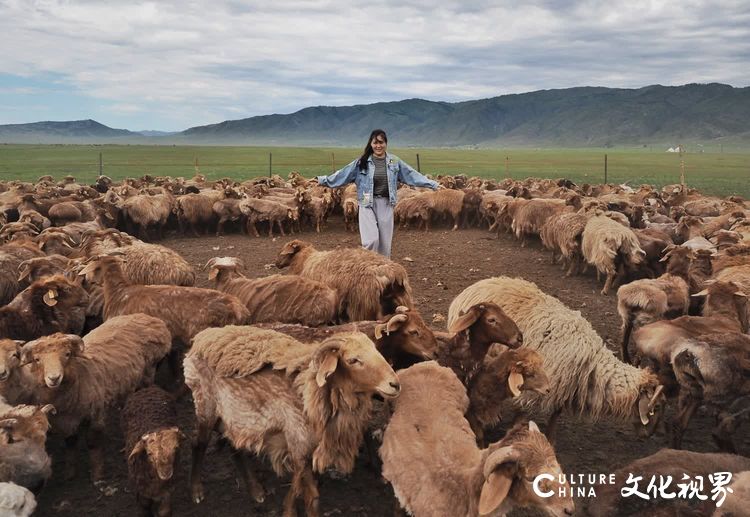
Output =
[{"x1": 35, "y1": 217, "x2": 749, "y2": 516}]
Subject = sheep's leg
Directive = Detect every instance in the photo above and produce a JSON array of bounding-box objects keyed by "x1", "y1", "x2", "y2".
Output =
[
  {"x1": 136, "y1": 494, "x2": 153, "y2": 517},
  {"x1": 601, "y1": 272, "x2": 615, "y2": 295},
  {"x1": 216, "y1": 219, "x2": 225, "y2": 237},
  {"x1": 63, "y1": 434, "x2": 79, "y2": 480},
  {"x1": 671, "y1": 392, "x2": 700, "y2": 449},
  {"x1": 301, "y1": 464, "x2": 320, "y2": 517},
  {"x1": 190, "y1": 418, "x2": 216, "y2": 504},
  {"x1": 156, "y1": 493, "x2": 172, "y2": 517},
  {"x1": 191, "y1": 221, "x2": 200, "y2": 238},
  {"x1": 231, "y1": 449, "x2": 266, "y2": 503},
  {"x1": 277, "y1": 220, "x2": 286, "y2": 236},
  {"x1": 87, "y1": 421, "x2": 106, "y2": 484}
]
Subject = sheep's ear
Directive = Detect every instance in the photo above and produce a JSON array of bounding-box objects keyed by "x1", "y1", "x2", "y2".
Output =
[
  {"x1": 449, "y1": 305, "x2": 481, "y2": 333},
  {"x1": 314, "y1": 345, "x2": 340, "y2": 387},
  {"x1": 207, "y1": 267, "x2": 219, "y2": 281},
  {"x1": 43, "y1": 288, "x2": 58, "y2": 306},
  {"x1": 508, "y1": 371, "x2": 524, "y2": 397},
  {"x1": 128, "y1": 439, "x2": 147, "y2": 461},
  {"x1": 479, "y1": 468, "x2": 514, "y2": 515},
  {"x1": 18, "y1": 264, "x2": 31, "y2": 282},
  {"x1": 374, "y1": 323, "x2": 386, "y2": 340},
  {"x1": 385, "y1": 314, "x2": 409, "y2": 334},
  {"x1": 691, "y1": 289, "x2": 709, "y2": 298},
  {"x1": 528, "y1": 421, "x2": 541, "y2": 433}
]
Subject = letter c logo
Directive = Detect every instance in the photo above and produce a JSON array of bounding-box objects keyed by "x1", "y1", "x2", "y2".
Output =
[{"x1": 533, "y1": 473, "x2": 555, "y2": 498}]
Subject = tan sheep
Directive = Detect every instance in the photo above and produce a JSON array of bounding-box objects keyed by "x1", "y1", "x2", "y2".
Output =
[
  {"x1": 185, "y1": 326, "x2": 399, "y2": 514},
  {"x1": 539, "y1": 211, "x2": 589, "y2": 275},
  {"x1": 380, "y1": 361, "x2": 574, "y2": 517},
  {"x1": 275, "y1": 240, "x2": 413, "y2": 321},
  {"x1": 21, "y1": 314, "x2": 171, "y2": 483},
  {"x1": 205, "y1": 257, "x2": 338, "y2": 326},
  {"x1": 422, "y1": 188, "x2": 465, "y2": 230},
  {"x1": 239, "y1": 196, "x2": 298, "y2": 237},
  {"x1": 394, "y1": 193, "x2": 432, "y2": 231},
  {"x1": 448, "y1": 277, "x2": 665, "y2": 439},
  {"x1": 120, "y1": 191, "x2": 174, "y2": 240},
  {"x1": 511, "y1": 198, "x2": 571, "y2": 247},
  {"x1": 0, "y1": 340, "x2": 29, "y2": 405},
  {"x1": 582, "y1": 213, "x2": 646, "y2": 294},
  {"x1": 175, "y1": 193, "x2": 216, "y2": 236}
]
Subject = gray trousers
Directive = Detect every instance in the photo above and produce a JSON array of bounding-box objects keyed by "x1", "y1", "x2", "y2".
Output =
[{"x1": 359, "y1": 197, "x2": 394, "y2": 258}]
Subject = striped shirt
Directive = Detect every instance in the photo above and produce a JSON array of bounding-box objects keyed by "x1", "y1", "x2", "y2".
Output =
[{"x1": 373, "y1": 156, "x2": 389, "y2": 198}]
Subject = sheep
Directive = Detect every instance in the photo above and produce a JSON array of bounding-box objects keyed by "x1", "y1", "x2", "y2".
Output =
[
  {"x1": 0, "y1": 340, "x2": 30, "y2": 405},
  {"x1": 0, "y1": 403, "x2": 55, "y2": 492},
  {"x1": 511, "y1": 198, "x2": 571, "y2": 247},
  {"x1": 0, "y1": 241, "x2": 45, "y2": 305},
  {"x1": 47, "y1": 200, "x2": 97, "y2": 226},
  {"x1": 16, "y1": 255, "x2": 69, "y2": 284},
  {"x1": 175, "y1": 193, "x2": 216, "y2": 236},
  {"x1": 205, "y1": 257, "x2": 338, "y2": 327},
  {"x1": 617, "y1": 245, "x2": 692, "y2": 363},
  {"x1": 717, "y1": 470, "x2": 750, "y2": 516},
  {"x1": 0, "y1": 482, "x2": 36, "y2": 517},
  {"x1": 460, "y1": 188, "x2": 483, "y2": 227},
  {"x1": 423, "y1": 188, "x2": 465, "y2": 230},
  {"x1": 467, "y1": 346, "x2": 550, "y2": 446},
  {"x1": 588, "y1": 449, "x2": 750, "y2": 517},
  {"x1": 78, "y1": 255, "x2": 248, "y2": 347},
  {"x1": 212, "y1": 198, "x2": 245, "y2": 236},
  {"x1": 185, "y1": 326, "x2": 400, "y2": 515},
  {"x1": 581, "y1": 213, "x2": 646, "y2": 294},
  {"x1": 447, "y1": 277, "x2": 666, "y2": 439},
  {"x1": 634, "y1": 227, "x2": 674, "y2": 278},
  {"x1": 275, "y1": 240, "x2": 413, "y2": 321},
  {"x1": 121, "y1": 386, "x2": 184, "y2": 517},
  {"x1": 256, "y1": 305, "x2": 437, "y2": 370},
  {"x1": 0, "y1": 223, "x2": 40, "y2": 243},
  {"x1": 380, "y1": 361, "x2": 574, "y2": 517},
  {"x1": 715, "y1": 264, "x2": 750, "y2": 295},
  {"x1": 302, "y1": 191, "x2": 331, "y2": 233},
  {"x1": 434, "y1": 301, "x2": 523, "y2": 385},
  {"x1": 539, "y1": 211, "x2": 589, "y2": 276},
  {"x1": 21, "y1": 314, "x2": 171, "y2": 483},
  {"x1": 670, "y1": 332, "x2": 750, "y2": 451},
  {"x1": 0, "y1": 275, "x2": 89, "y2": 341},
  {"x1": 240, "y1": 196, "x2": 298, "y2": 237},
  {"x1": 394, "y1": 193, "x2": 432, "y2": 231},
  {"x1": 120, "y1": 191, "x2": 174, "y2": 240}
]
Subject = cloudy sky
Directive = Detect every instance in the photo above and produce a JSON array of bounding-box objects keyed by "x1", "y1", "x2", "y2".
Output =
[{"x1": 1, "y1": 0, "x2": 749, "y2": 131}]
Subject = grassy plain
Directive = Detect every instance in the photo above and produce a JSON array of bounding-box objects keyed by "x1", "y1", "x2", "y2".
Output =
[{"x1": 1, "y1": 144, "x2": 748, "y2": 197}]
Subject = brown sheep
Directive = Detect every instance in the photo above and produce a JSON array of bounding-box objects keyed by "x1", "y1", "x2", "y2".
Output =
[
  {"x1": 512, "y1": 198, "x2": 571, "y2": 247},
  {"x1": 256, "y1": 305, "x2": 437, "y2": 370},
  {"x1": 21, "y1": 314, "x2": 171, "y2": 484},
  {"x1": 617, "y1": 245, "x2": 691, "y2": 363},
  {"x1": 240, "y1": 196, "x2": 298, "y2": 237},
  {"x1": 0, "y1": 403, "x2": 55, "y2": 492},
  {"x1": 0, "y1": 340, "x2": 29, "y2": 404},
  {"x1": 380, "y1": 362, "x2": 574, "y2": 517},
  {"x1": 0, "y1": 240, "x2": 45, "y2": 305},
  {"x1": 185, "y1": 326, "x2": 399, "y2": 514},
  {"x1": 276, "y1": 240, "x2": 413, "y2": 321},
  {"x1": 205, "y1": 257, "x2": 338, "y2": 327},
  {"x1": 467, "y1": 346, "x2": 549, "y2": 446},
  {"x1": 78, "y1": 255, "x2": 248, "y2": 347},
  {"x1": 121, "y1": 387, "x2": 184, "y2": 517},
  {"x1": 212, "y1": 198, "x2": 245, "y2": 236},
  {"x1": 539, "y1": 211, "x2": 589, "y2": 276},
  {"x1": 588, "y1": 449, "x2": 750, "y2": 517},
  {"x1": 175, "y1": 193, "x2": 216, "y2": 236},
  {"x1": 394, "y1": 193, "x2": 432, "y2": 231},
  {"x1": 120, "y1": 191, "x2": 174, "y2": 240},
  {"x1": 17, "y1": 255, "x2": 69, "y2": 284},
  {"x1": 0, "y1": 275, "x2": 89, "y2": 341},
  {"x1": 424, "y1": 188, "x2": 465, "y2": 230}
]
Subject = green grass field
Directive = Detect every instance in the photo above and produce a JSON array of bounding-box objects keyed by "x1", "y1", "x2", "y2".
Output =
[{"x1": 1, "y1": 144, "x2": 748, "y2": 197}]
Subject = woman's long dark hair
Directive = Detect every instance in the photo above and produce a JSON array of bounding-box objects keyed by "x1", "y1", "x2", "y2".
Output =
[{"x1": 358, "y1": 129, "x2": 387, "y2": 171}]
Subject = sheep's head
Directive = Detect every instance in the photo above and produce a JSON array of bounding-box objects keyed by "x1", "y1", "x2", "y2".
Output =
[
  {"x1": 22, "y1": 334, "x2": 83, "y2": 389},
  {"x1": 488, "y1": 347, "x2": 550, "y2": 397},
  {"x1": 77, "y1": 254, "x2": 124, "y2": 284},
  {"x1": 373, "y1": 307, "x2": 437, "y2": 361},
  {"x1": 128, "y1": 426, "x2": 185, "y2": 481},
  {"x1": 694, "y1": 280, "x2": 749, "y2": 333},
  {"x1": 34, "y1": 231, "x2": 76, "y2": 256},
  {"x1": 30, "y1": 275, "x2": 85, "y2": 309},
  {"x1": 18, "y1": 256, "x2": 69, "y2": 283},
  {"x1": 275, "y1": 239, "x2": 309, "y2": 269},
  {"x1": 205, "y1": 256, "x2": 243, "y2": 282},
  {"x1": 479, "y1": 421, "x2": 574, "y2": 517},
  {"x1": 0, "y1": 339, "x2": 24, "y2": 382},
  {"x1": 0, "y1": 404, "x2": 55, "y2": 446},
  {"x1": 634, "y1": 383, "x2": 665, "y2": 436},
  {"x1": 449, "y1": 303, "x2": 523, "y2": 349},
  {"x1": 312, "y1": 332, "x2": 400, "y2": 398}
]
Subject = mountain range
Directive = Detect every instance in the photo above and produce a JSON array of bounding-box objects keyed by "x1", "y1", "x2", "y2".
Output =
[{"x1": 1, "y1": 83, "x2": 748, "y2": 147}]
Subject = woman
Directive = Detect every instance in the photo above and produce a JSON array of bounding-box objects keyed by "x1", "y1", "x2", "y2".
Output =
[{"x1": 316, "y1": 129, "x2": 438, "y2": 258}]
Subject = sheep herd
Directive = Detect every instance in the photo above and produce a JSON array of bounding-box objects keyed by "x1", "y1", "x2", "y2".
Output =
[{"x1": 0, "y1": 171, "x2": 749, "y2": 516}]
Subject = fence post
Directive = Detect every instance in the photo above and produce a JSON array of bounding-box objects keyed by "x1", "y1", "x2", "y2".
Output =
[
  {"x1": 604, "y1": 154, "x2": 608, "y2": 184},
  {"x1": 98, "y1": 152, "x2": 103, "y2": 176},
  {"x1": 505, "y1": 156, "x2": 509, "y2": 177},
  {"x1": 331, "y1": 152, "x2": 335, "y2": 173},
  {"x1": 269, "y1": 153, "x2": 272, "y2": 178},
  {"x1": 416, "y1": 153, "x2": 421, "y2": 172}
]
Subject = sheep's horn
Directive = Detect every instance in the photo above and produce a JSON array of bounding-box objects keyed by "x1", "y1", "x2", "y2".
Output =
[
  {"x1": 648, "y1": 385, "x2": 664, "y2": 411},
  {"x1": 40, "y1": 404, "x2": 56, "y2": 415}
]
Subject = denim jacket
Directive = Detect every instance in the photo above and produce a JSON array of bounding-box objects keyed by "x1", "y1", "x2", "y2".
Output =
[{"x1": 317, "y1": 152, "x2": 438, "y2": 207}]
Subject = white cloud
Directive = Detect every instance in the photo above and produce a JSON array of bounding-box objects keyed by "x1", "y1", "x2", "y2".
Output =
[{"x1": 0, "y1": 0, "x2": 748, "y2": 130}]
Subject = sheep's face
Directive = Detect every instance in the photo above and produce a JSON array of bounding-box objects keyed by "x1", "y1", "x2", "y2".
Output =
[
  {"x1": 275, "y1": 240, "x2": 305, "y2": 268},
  {"x1": 0, "y1": 340, "x2": 23, "y2": 382},
  {"x1": 699, "y1": 281, "x2": 749, "y2": 333},
  {"x1": 314, "y1": 333, "x2": 400, "y2": 398},
  {"x1": 0, "y1": 404, "x2": 54, "y2": 445},
  {"x1": 502, "y1": 349, "x2": 550, "y2": 397},
  {"x1": 480, "y1": 422, "x2": 574, "y2": 517},
  {"x1": 130, "y1": 427, "x2": 184, "y2": 481},
  {"x1": 449, "y1": 303, "x2": 523, "y2": 349},
  {"x1": 23, "y1": 334, "x2": 82, "y2": 389},
  {"x1": 374, "y1": 308, "x2": 437, "y2": 361}
]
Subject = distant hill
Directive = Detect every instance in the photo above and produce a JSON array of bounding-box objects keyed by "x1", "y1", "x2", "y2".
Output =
[
  {"x1": 2, "y1": 84, "x2": 749, "y2": 146},
  {"x1": 0, "y1": 119, "x2": 138, "y2": 143}
]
